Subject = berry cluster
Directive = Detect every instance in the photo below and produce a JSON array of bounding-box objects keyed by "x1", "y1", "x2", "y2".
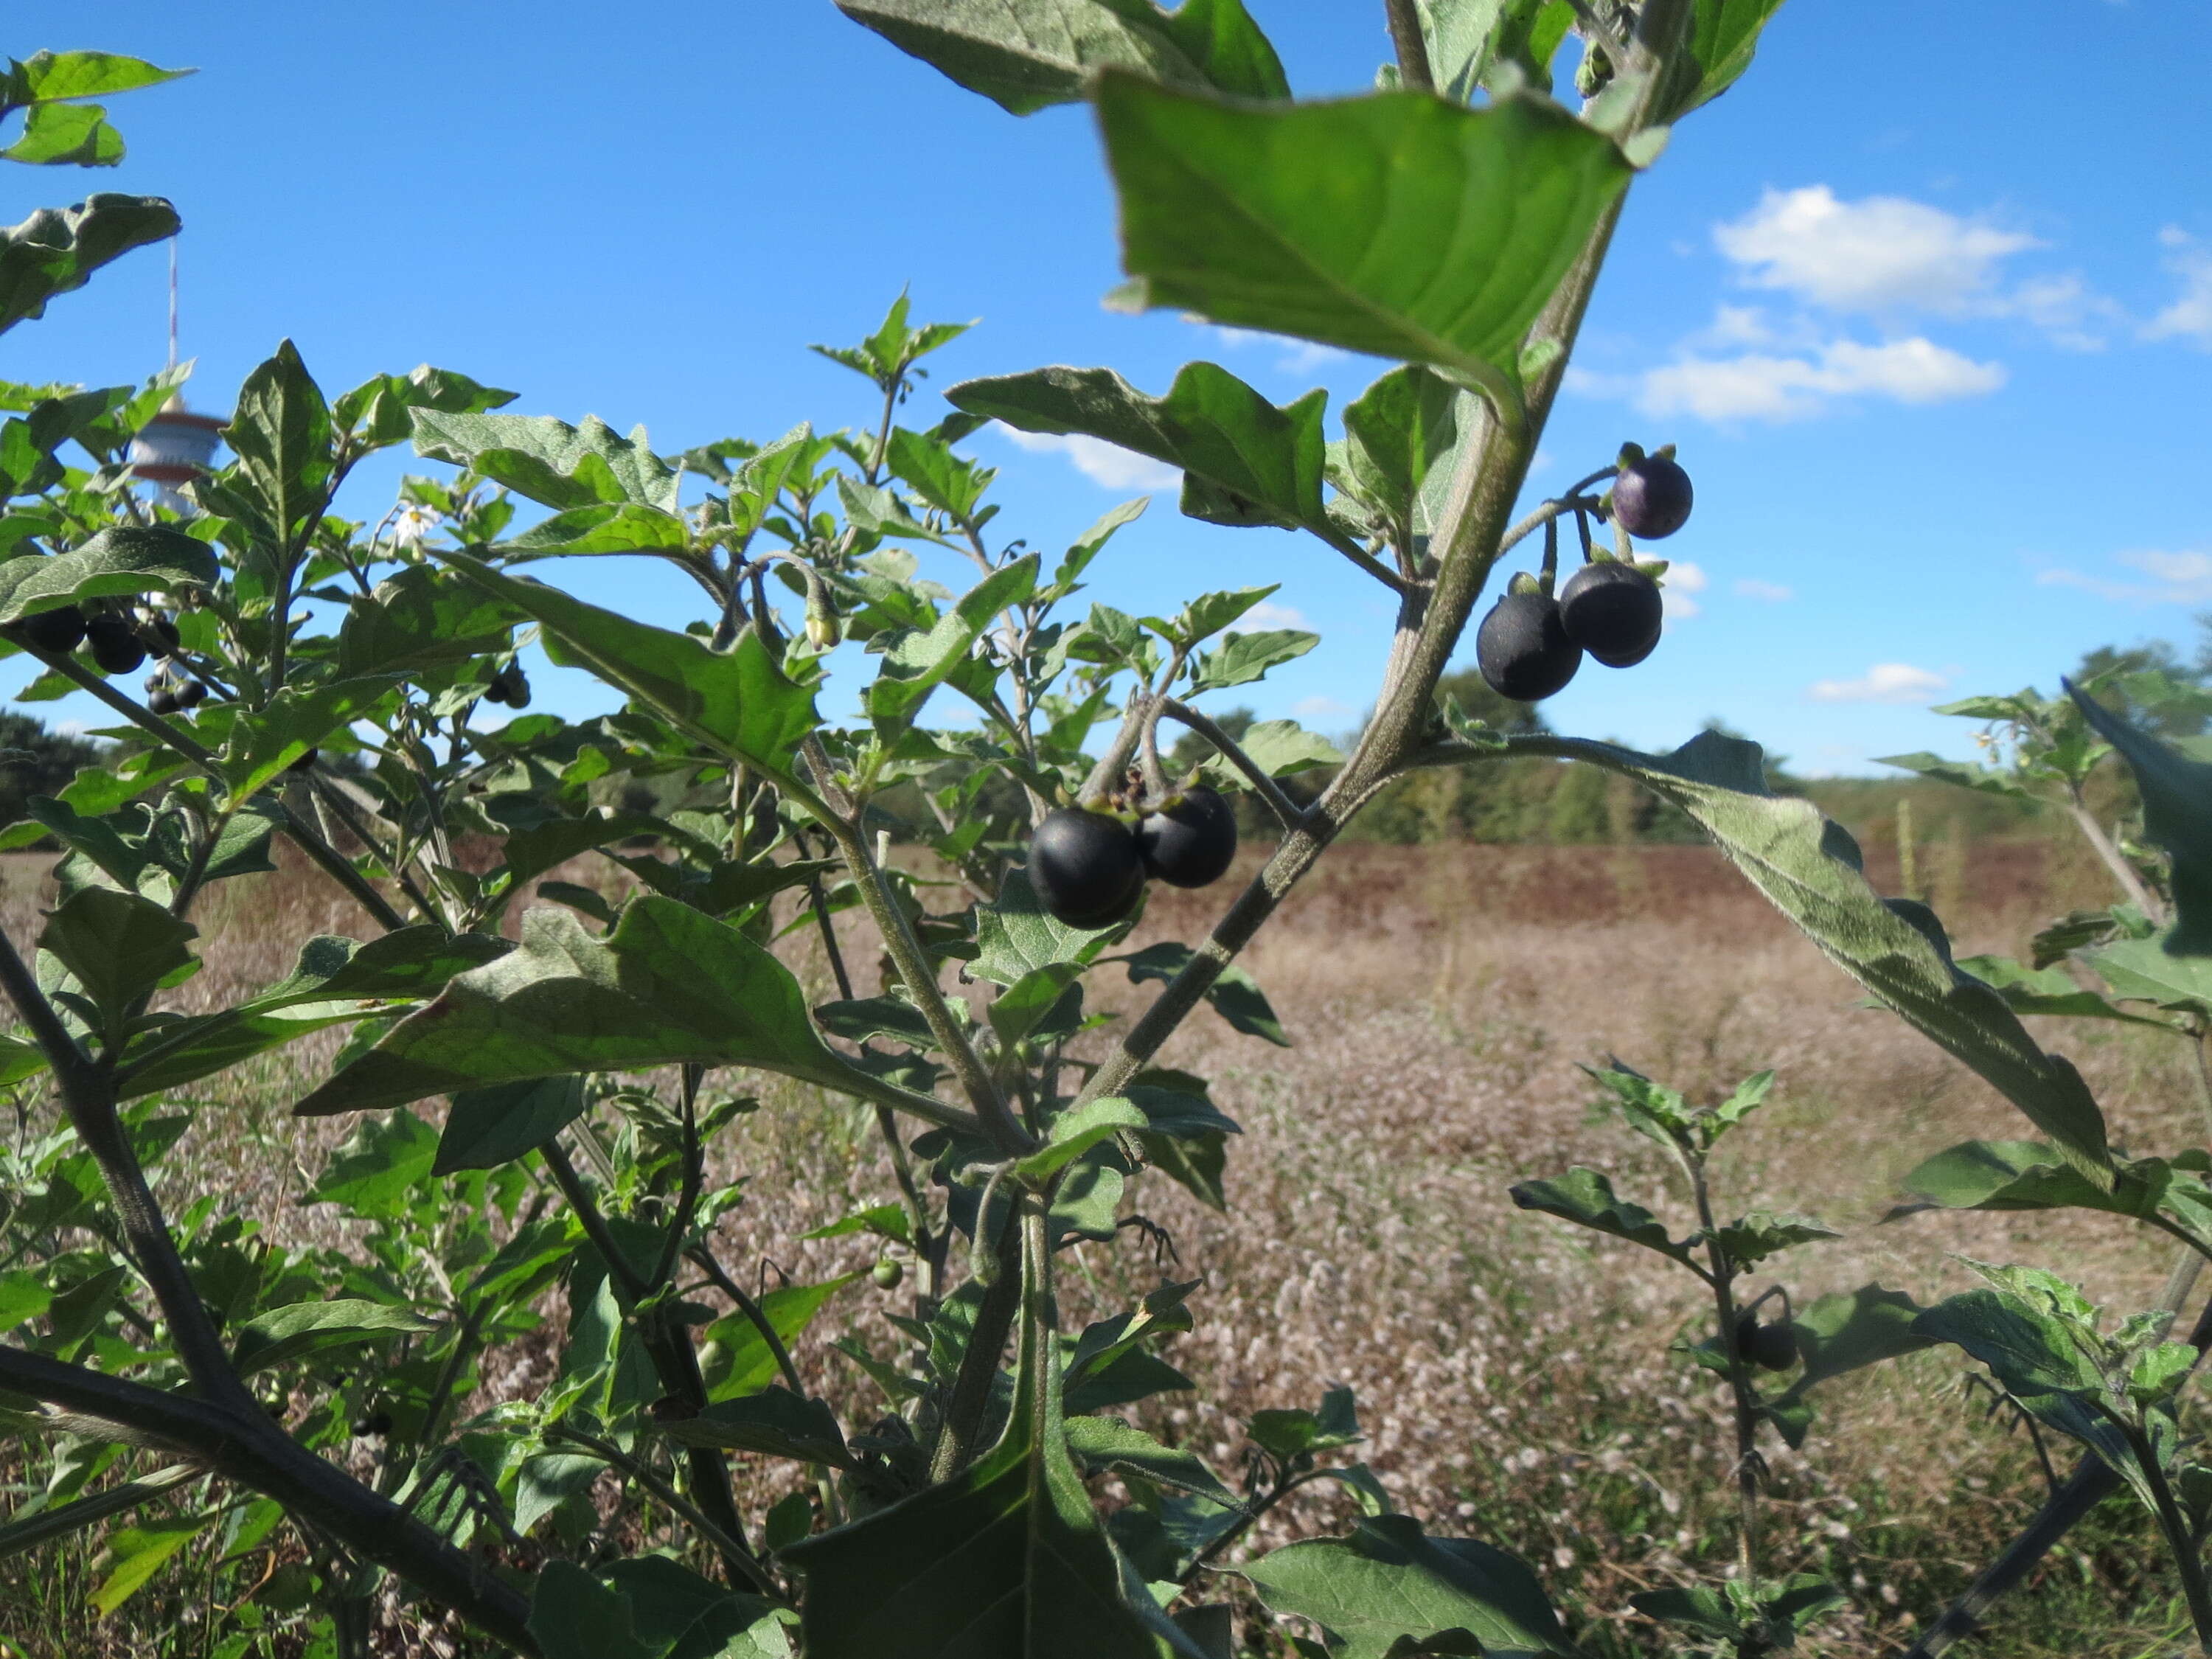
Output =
[
  {"x1": 1477, "y1": 445, "x2": 1693, "y2": 703},
  {"x1": 1027, "y1": 785, "x2": 1237, "y2": 928},
  {"x1": 481, "y1": 661, "x2": 531, "y2": 708}
]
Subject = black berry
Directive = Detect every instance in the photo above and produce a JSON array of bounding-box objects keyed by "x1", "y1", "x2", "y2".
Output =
[
  {"x1": 1611, "y1": 453, "x2": 1693, "y2": 540},
  {"x1": 1736, "y1": 1312, "x2": 1798, "y2": 1373},
  {"x1": 85, "y1": 614, "x2": 145, "y2": 676},
  {"x1": 146, "y1": 688, "x2": 180, "y2": 716},
  {"x1": 289, "y1": 747, "x2": 319, "y2": 774},
  {"x1": 1027, "y1": 807, "x2": 1144, "y2": 928},
  {"x1": 1475, "y1": 591, "x2": 1581, "y2": 701},
  {"x1": 146, "y1": 614, "x2": 181, "y2": 657},
  {"x1": 1135, "y1": 785, "x2": 1237, "y2": 889},
  {"x1": 1558, "y1": 563, "x2": 1663, "y2": 669},
  {"x1": 174, "y1": 679, "x2": 207, "y2": 710},
  {"x1": 485, "y1": 662, "x2": 531, "y2": 709},
  {"x1": 12, "y1": 605, "x2": 86, "y2": 654}
]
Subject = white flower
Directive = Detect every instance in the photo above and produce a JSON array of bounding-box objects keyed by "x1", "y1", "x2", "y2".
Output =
[{"x1": 392, "y1": 503, "x2": 442, "y2": 546}]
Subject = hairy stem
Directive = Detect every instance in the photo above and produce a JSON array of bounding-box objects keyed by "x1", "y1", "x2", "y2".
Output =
[
  {"x1": 928, "y1": 1213, "x2": 1023, "y2": 1481},
  {"x1": 1157, "y1": 698, "x2": 1305, "y2": 830},
  {"x1": 1382, "y1": 0, "x2": 1435, "y2": 91}
]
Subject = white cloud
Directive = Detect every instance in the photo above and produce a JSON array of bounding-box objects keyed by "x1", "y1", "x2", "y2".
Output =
[
  {"x1": 1292, "y1": 695, "x2": 1352, "y2": 722},
  {"x1": 1807, "y1": 662, "x2": 1952, "y2": 704},
  {"x1": 1194, "y1": 321, "x2": 1348, "y2": 375},
  {"x1": 1715, "y1": 185, "x2": 2039, "y2": 314},
  {"x1": 1660, "y1": 560, "x2": 1706, "y2": 620},
  {"x1": 1735, "y1": 578, "x2": 1795, "y2": 602},
  {"x1": 1243, "y1": 599, "x2": 1308, "y2": 629},
  {"x1": 2036, "y1": 549, "x2": 2212, "y2": 605},
  {"x1": 994, "y1": 425, "x2": 1178, "y2": 492},
  {"x1": 1632, "y1": 335, "x2": 2006, "y2": 422},
  {"x1": 2144, "y1": 229, "x2": 2212, "y2": 348}
]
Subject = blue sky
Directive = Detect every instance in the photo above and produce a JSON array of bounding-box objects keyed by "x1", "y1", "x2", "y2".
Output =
[{"x1": 7, "y1": 1, "x2": 2209, "y2": 775}]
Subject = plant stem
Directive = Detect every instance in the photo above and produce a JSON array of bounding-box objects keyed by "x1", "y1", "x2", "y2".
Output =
[
  {"x1": 545, "y1": 1424, "x2": 784, "y2": 1601},
  {"x1": 2127, "y1": 1419, "x2": 2212, "y2": 1651},
  {"x1": 2066, "y1": 795, "x2": 2160, "y2": 920},
  {"x1": 928, "y1": 1211, "x2": 1023, "y2": 1481},
  {"x1": 1157, "y1": 698, "x2": 1305, "y2": 830},
  {"x1": 1686, "y1": 1150, "x2": 1761, "y2": 1599},
  {"x1": 686, "y1": 1245, "x2": 807, "y2": 1399},
  {"x1": 1382, "y1": 0, "x2": 1434, "y2": 91},
  {"x1": 0, "y1": 1462, "x2": 201, "y2": 1559}
]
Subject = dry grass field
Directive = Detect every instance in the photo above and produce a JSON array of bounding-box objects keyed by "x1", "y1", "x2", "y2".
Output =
[{"x1": 2, "y1": 828, "x2": 2204, "y2": 1656}]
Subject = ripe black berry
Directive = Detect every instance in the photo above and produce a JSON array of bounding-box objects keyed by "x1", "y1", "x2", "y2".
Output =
[
  {"x1": 146, "y1": 688, "x2": 180, "y2": 716},
  {"x1": 1135, "y1": 785, "x2": 1237, "y2": 889},
  {"x1": 174, "y1": 680, "x2": 207, "y2": 709},
  {"x1": 1027, "y1": 807, "x2": 1144, "y2": 928},
  {"x1": 484, "y1": 662, "x2": 531, "y2": 709},
  {"x1": 1475, "y1": 591, "x2": 1581, "y2": 701},
  {"x1": 871, "y1": 1256, "x2": 903, "y2": 1290},
  {"x1": 12, "y1": 605, "x2": 86, "y2": 654},
  {"x1": 1558, "y1": 563, "x2": 1663, "y2": 669},
  {"x1": 85, "y1": 614, "x2": 145, "y2": 676},
  {"x1": 1736, "y1": 1312, "x2": 1798, "y2": 1372},
  {"x1": 1610, "y1": 452, "x2": 1693, "y2": 540},
  {"x1": 146, "y1": 614, "x2": 181, "y2": 657}
]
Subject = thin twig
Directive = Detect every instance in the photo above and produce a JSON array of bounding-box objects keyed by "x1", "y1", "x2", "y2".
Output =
[
  {"x1": 1157, "y1": 699, "x2": 1304, "y2": 830},
  {"x1": 1382, "y1": 0, "x2": 1435, "y2": 90}
]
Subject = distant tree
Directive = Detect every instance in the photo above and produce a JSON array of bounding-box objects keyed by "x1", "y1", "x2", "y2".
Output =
[
  {"x1": 1433, "y1": 666, "x2": 1544, "y2": 733},
  {"x1": 2073, "y1": 639, "x2": 2210, "y2": 740},
  {"x1": 0, "y1": 712, "x2": 101, "y2": 828}
]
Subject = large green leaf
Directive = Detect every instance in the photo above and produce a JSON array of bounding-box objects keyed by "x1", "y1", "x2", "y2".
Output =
[
  {"x1": 0, "y1": 526, "x2": 217, "y2": 623},
  {"x1": 88, "y1": 1517, "x2": 209, "y2": 1616},
  {"x1": 949, "y1": 364, "x2": 1328, "y2": 537},
  {"x1": 432, "y1": 550, "x2": 818, "y2": 779},
  {"x1": 2092, "y1": 933, "x2": 2212, "y2": 1016},
  {"x1": 224, "y1": 340, "x2": 335, "y2": 543},
  {"x1": 1242, "y1": 1514, "x2": 1573, "y2": 1658},
  {"x1": 1416, "y1": 1, "x2": 1576, "y2": 102},
  {"x1": 1097, "y1": 80, "x2": 1631, "y2": 408},
  {"x1": 38, "y1": 886, "x2": 194, "y2": 1034},
  {"x1": 528, "y1": 1562, "x2": 655, "y2": 1659},
  {"x1": 116, "y1": 927, "x2": 509, "y2": 1098},
  {"x1": 866, "y1": 554, "x2": 1039, "y2": 731},
  {"x1": 2070, "y1": 683, "x2": 2212, "y2": 954},
  {"x1": 1502, "y1": 730, "x2": 2112, "y2": 1183},
  {"x1": 833, "y1": 0, "x2": 1287, "y2": 116},
  {"x1": 973, "y1": 869, "x2": 1130, "y2": 988},
  {"x1": 782, "y1": 1270, "x2": 1152, "y2": 1658},
  {"x1": 218, "y1": 677, "x2": 397, "y2": 799},
  {"x1": 1121, "y1": 942, "x2": 1287, "y2": 1045},
  {"x1": 1896, "y1": 1140, "x2": 2212, "y2": 1254},
  {"x1": 434, "y1": 1075, "x2": 589, "y2": 1175},
  {"x1": 3, "y1": 51, "x2": 191, "y2": 106},
  {"x1": 658, "y1": 1387, "x2": 852, "y2": 1467},
  {"x1": 331, "y1": 364, "x2": 516, "y2": 446},
  {"x1": 291, "y1": 897, "x2": 869, "y2": 1116},
  {"x1": 1510, "y1": 1167, "x2": 1694, "y2": 1267},
  {"x1": 229, "y1": 1298, "x2": 434, "y2": 1377},
  {"x1": 494, "y1": 501, "x2": 689, "y2": 558},
  {"x1": 1660, "y1": 0, "x2": 1791, "y2": 120},
  {"x1": 3, "y1": 104, "x2": 123, "y2": 167},
  {"x1": 700, "y1": 1273, "x2": 864, "y2": 1402},
  {"x1": 1335, "y1": 364, "x2": 1467, "y2": 548},
  {"x1": 336, "y1": 565, "x2": 519, "y2": 676},
  {"x1": 412, "y1": 410, "x2": 678, "y2": 512},
  {"x1": 0, "y1": 194, "x2": 178, "y2": 336}
]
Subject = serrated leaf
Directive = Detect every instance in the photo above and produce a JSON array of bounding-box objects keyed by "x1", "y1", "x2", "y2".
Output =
[
  {"x1": 867, "y1": 554, "x2": 1037, "y2": 731},
  {"x1": 1017, "y1": 1098, "x2": 1148, "y2": 1182},
  {"x1": 412, "y1": 410, "x2": 677, "y2": 512},
  {"x1": 1098, "y1": 80, "x2": 1632, "y2": 409},
  {"x1": 293, "y1": 897, "x2": 876, "y2": 1116},
  {"x1": 1336, "y1": 364, "x2": 1467, "y2": 548},
  {"x1": 218, "y1": 677, "x2": 396, "y2": 799},
  {"x1": 973, "y1": 868, "x2": 1128, "y2": 988},
  {"x1": 304, "y1": 1107, "x2": 439, "y2": 1220},
  {"x1": 223, "y1": 340, "x2": 333, "y2": 541},
  {"x1": 528, "y1": 1561, "x2": 655, "y2": 1659},
  {"x1": 1708, "y1": 1211, "x2": 1837, "y2": 1270},
  {"x1": 434, "y1": 550, "x2": 817, "y2": 779}
]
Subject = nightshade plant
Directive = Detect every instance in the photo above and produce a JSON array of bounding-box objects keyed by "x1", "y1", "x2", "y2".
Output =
[{"x1": 4, "y1": 5, "x2": 2212, "y2": 1658}]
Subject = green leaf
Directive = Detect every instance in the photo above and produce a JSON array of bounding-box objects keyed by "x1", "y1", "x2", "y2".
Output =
[
  {"x1": 332, "y1": 364, "x2": 515, "y2": 446},
  {"x1": 0, "y1": 526, "x2": 217, "y2": 624},
  {"x1": 224, "y1": 340, "x2": 335, "y2": 541},
  {"x1": 495, "y1": 501, "x2": 689, "y2": 558},
  {"x1": 951, "y1": 363, "x2": 1330, "y2": 538},
  {"x1": 433, "y1": 550, "x2": 818, "y2": 779},
  {"x1": 1660, "y1": 0, "x2": 1792, "y2": 121},
  {"x1": 1017, "y1": 1098, "x2": 1148, "y2": 1182},
  {"x1": 229, "y1": 1298, "x2": 434, "y2": 1377},
  {"x1": 1064, "y1": 1416, "x2": 1240, "y2": 1506},
  {"x1": 3, "y1": 103, "x2": 123, "y2": 167},
  {"x1": 218, "y1": 677, "x2": 395, "y2": 799},
  {"x1": 1957, "y1": 952, "x2": 2170, "y2": 1026},
  {"x1": 0, "y1": 1270, "x2": 51, "y2": 1336},
  {"x1": 866, "y1": 554, "x2": 1038, "y2": 731},
  {"x1": 973, "y1": 868, "x2": 1129, "y2": 989},
  {"x1": 1708, "y1": 1211, "x2": 1837, "y2": 1270},
  {"x1": 1122, "y1": 942, "x2": 1287, "y2": 1045},
  {"x1": 700, "y1": 1274, "x2": 863, "y2": 1402},
  {"x1": 1200, "y1": 718, "x2": 1340, "y2": 787},
  {"x1": 0, "y1": 195, "x2": 178, "y2": 336},
  {"x1": 304, "y1": 1108, "x2": 439, "y2": 1220},
  {"x1": 1246, "y1": 1388, "x2": 1361, "y2": 1460},
  {"x1": 1188, "y1": 628, "x2": 1318, "y2": 693},
  {"x1": 293, "y1": 897, "x2": 872, "y2": 1116},
  {"x1": 599, "y1": 1559, "x2": 790, "y2": 1659},
  {"x1": 2092, "y1": 933, "x2": 2212, "y2": 1015},
  {"x1": 1913, "y1": 1287, "x2": 2104, "y2": 1399},
  {"x1": 833, "y1": 0, "x2": 1286, "y2": 116},
  {"x1": 7, "y1": 51, "x2": 192, "y2": 104},
  {"x1": 89, "y1": 1516, "x2": 209, "y2": 1616},
  {"x1": 434, "y1": 1075, "x2": 588, "y2": 1175},
  {"x1": 336, "y1": 564, "x2": 520, "y2": 677},
  {"x1": 1895, "y1": 1140, "x2": 2212, "y2": 1253},
  {"x1": 2069, "y1": 683, "x2": 2212, "y2": 954},
  {"x1": 38, "y1": 886, "x2": 194, "y2": 1032},
  {"x1": 1097, "y1": 80, "x2": 1632, "y2": 409},
  {"x1": 1335, "y1": 363, "x2": 1466, "y2": 547},
  {"x1": 528, "y1": 1561, "x2": 655, "y2": 1659},
  {"x1": 1242, "y1": 1514, "x2": 1573, "y2": 1659},
  {"x1": 1417, "y1": 0, "x2": 1576, "y2": 102},
  {"x1": 1507, "y1": 729, "x2": 2113, "y2": 1185},
  {"x1": 658, "y1": 1387, "x2": 852, "y2": 1467},
  {"x1": 1876, "y1": 750, "x2": 2034, "y2": 801},
  {"x1": 1509, "y1": 1168, "x2": 1694, "y2": 1267},
  {"x1": 412, "y1": 410, "x2": 677, "y2": 512}
]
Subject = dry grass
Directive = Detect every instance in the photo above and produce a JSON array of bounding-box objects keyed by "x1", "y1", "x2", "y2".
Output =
[{"x1": 3, "y1": 833, "x2": 2205, "y2": 1656}]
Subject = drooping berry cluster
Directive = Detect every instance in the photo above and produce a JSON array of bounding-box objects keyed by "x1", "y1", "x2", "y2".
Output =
[
  {"x1": 1477, "y1": 444, "x2": 1693, "y2": 703},
  {"x1": 1027, "y1": 785, "x2": 1238, "y2": 928}
]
